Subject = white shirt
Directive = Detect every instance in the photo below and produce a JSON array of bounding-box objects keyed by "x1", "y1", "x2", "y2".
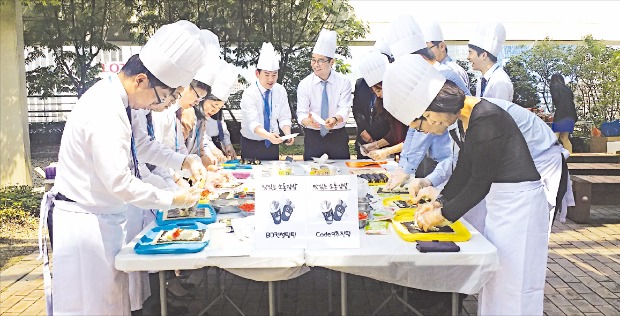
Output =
[
  {"x1": 476, "y1": 63, "x2": 514, "y2": 101},
  {"x1": 241, "y1": 81, "x2": 292, "y2": 140},
  {"x1": 151, "y1": 104, "x2": 186, "y2": 154},
  {"x1": 185, "y1": 119, "x2": 205, "y2": 156},
  {"x1": 296, "y1": 71, "x2": 352, "y2": 130},
  {"x1": 54, "y1": 75, "x2": 173, "y2": 210},
  {"x1": 205, "y1": 116, "x2": 232, "y2": 146}
]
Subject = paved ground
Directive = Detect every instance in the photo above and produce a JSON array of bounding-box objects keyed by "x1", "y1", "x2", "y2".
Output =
[{"x1": 2, "y1": 204, "x2": 620, "y2": 316}]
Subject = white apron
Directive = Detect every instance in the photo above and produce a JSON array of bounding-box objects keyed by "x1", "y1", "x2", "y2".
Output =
[
  {"x1": 51, "y1": 200, "x2": 131, "y2": 315},
  {"x1": 38, "y1": 191, "x2": 56, "y2": 316},
  {"x1": 462, "y1": 199, "x2": 487, "y2": 234},
  {"x1": 479, "y1": 181, "x2": 549, "y2": 316},
  {"x1": 125, "y1": 205, "x2": 151, "y2": 311}
]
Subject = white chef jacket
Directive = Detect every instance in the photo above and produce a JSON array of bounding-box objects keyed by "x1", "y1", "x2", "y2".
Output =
[
  {"x1": 241, "y1": 81, "x2": 292, "y2": 140},
  {"x1": 476, "y1": 63, "x2": 514, "y2": 101},
  {"x1": 205, "y1": 116, "x2": 232, "y2": 146},
  {"x1": 54, "y1": 75, "x2": 173, "y2": 210},
  {"x1": 185, "y1": 119, "x2": 206, "y2": 156},
  {"x1": 296, "y1": 71, "x2": 352, "y2": 130},
  {"x1": 151, "y1": 104, "x2": 187, "y2": 154}
]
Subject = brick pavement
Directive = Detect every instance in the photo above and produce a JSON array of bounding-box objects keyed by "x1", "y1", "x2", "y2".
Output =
[{"x1": 2, "y1": 204, "x2": 620, "y2": 316}]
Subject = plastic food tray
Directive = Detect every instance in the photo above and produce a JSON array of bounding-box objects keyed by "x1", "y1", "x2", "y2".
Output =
[
  {"x1": 134, "y1": 223, "x2": 210, "y2": 255},
  {"x1": 391, "y1": 212, "x2": 471, "y2": 242},
  {"x1": 155, "y1": 204, "x2": 217, "y2": 226}
]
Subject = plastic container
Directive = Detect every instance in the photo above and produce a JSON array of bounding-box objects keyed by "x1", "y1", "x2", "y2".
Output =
[{"x1": 358, "y1": 212, "x2": 369, "y2": 229}]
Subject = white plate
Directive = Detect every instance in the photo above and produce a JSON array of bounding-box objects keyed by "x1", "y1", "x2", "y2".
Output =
[
  {"x1": 310, "y1": 112, "x2": 326, "y2": 125},
  {"x1": 278, "y1": 133, "x2": 299, "y2": 141}
]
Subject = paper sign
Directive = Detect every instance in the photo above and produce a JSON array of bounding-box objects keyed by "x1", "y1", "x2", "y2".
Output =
[
  {"x1": 255, "y1": 176, "x2": 307, "y2": 249},
  {"x1": 310, "y1": 112, "x2": 327, "y2": 125},
  {"x1": 278, "y1": 133, "x2": 299, "y2": 141},
  {"x1": 306, "y1": 175, "x2": 359, "y2": 249}
]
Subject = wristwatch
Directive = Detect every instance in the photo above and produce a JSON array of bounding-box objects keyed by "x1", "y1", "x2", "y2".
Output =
[{"x1": 331, "y1": 116, "x2": 339, "y2": 123}]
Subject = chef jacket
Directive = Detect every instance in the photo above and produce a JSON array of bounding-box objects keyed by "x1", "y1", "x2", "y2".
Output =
[
  {"x1": 476, "y1": 63, "x2": 513, "y2": 101},
  {"x1": 296, "y1": 71, "x2": 352, "y2": 130},
  {"x1": 53, "y1": 75, "x2": 173, "y2": 210},
  {"x1": 441, "y1": 55, "x2": 470, "y2": 88},
  {"x1": 151, "y1": 104, "x2": 187, "y2": 154},
  {"x1": 441, "y1": 100, "x2": 540, "y2": 222},
  {"x1": 241, "y1": 81, "x2": 292, "y2": 140}
]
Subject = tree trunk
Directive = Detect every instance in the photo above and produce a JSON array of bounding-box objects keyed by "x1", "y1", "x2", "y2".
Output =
[{"x1": 0, "y1": 0, "x2": 33, "y2": 186}]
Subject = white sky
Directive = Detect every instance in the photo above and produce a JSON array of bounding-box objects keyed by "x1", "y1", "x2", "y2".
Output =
[{"x1": 349, "y1": 0, "x2": 620, "y2": 43}]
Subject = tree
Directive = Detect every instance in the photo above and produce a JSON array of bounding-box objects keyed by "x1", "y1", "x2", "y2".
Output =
[
  {"x1": 125, "y1": 0, "x2": 368, "y2": 123},
  {"x1": 22, "y1": 0, "x2": 121, "y2": 98},
  {"x1": 504, "y1": 55, "x2": 540, "y2": 108}
]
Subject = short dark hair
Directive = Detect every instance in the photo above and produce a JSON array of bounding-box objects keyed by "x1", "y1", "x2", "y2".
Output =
[
  {"x1": 468, "y1": 44, "x2": 497, "y2": 63},
  {"x1": 257, "y1": 69, "x2": 279, "y2": 74},
  {"x1": 431, "y1": 41, "x2": 447, "y2": 54},
  {"x1": 550, "y1": 73, "x2": 565, "y2": 85},
  {"x1": 412, "y1": 47, "x2": 435, "y2": 61},
  {"x1": 120, "y1": 54, "x2": 170, "y2": 89},
  {"x1": 427, "y1": 80, "x2": 466, "y2": 114},
  {"x1": 193, "y1": 79, "x2": 211, "y2": 94}
]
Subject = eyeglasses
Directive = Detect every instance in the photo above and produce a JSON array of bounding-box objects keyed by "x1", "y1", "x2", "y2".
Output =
[
  {"x1": 311, "y1": 58, "x2": 330, "y2": 65},
  {"x1": 190, "y1": 83, "x2": 205, "y2": 102},
  {"x1": 152, "y1": 87, "x2": 163, "y2": 104},
  {"x1": 413, "y1": 116, "x2": 427, "y2": 132}
]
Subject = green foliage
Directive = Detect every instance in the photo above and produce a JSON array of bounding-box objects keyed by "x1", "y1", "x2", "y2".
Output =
[
  {"x1": 125, "y1": 0, "x2": 368, "y2": 123},
  {"x1": 504, "y1": 56, "x2": 540, "y2": 107},
  {"x1": 23, "y1": 0, "x2": 121, "y2": 97},
  {"x1": 456, "y1": 59, "x2": 476, "y2": 96},
  {"x1": 0, "y1": 186, "x2": 42, "y2": 218}
]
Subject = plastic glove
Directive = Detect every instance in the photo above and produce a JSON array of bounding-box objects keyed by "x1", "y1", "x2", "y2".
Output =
[
  {"x1": 415, "y1": 207, "x2": 447, "y2": 232},
  {"x1": 171, "y1": 187, "x2": 201, "y2": 208},
  {"x1": 413, "y1": 186, "x2": 440, "y2": 205},
  {"x1": 362, "y1": 141, "x2": 380, "y2": 153},
  {"x1": 181, "y1": 154, "x2": 207, "y2": 188},
  {"x1": 223, "y1": 144, "x2": 237, "y2": 159},
  {"x1": 385, "y1": 167, "x2": 410, "y2": 190},
  {"x1": 211, "y1": 147, "x2": 227, "y2": 163},
  {"x1": 408, "y1": 178, "x2": 432, "y2": 199},
  {"x1": 368, "y1": 148, "x2": 391, "y2": 161},
  {"x1": 201, "y1": 151, "x2": 218, "y2": 167}
]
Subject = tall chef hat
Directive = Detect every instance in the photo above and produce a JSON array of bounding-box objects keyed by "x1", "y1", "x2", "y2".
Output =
[
  {"x1": 312, "y1": 29, "x2": 337, "y2": 58},
  {"x1": 420, "y1": 19, "x2": 444, "y2": 43},
  {"x1": 194, "y1": 59, "x2": 227, "y2": 87},
  {"x1": 373, "y1": 38, "x2": 392, "y2": 57},
  {"x1": 211, "y1": 63, "x2": 239, "y2": 103},
  {"x1": 384, "y1": 15, "x2": 426, "y2": 59},
  {"x1": 201, "y1": 29, "x2": 221, "y2": 64},
  {"x1": 383, "y1": 54, "x2": 446, "y2": 126},
  {"x1": 256, "y1": 42, "x2": 280, "y2": 71},
  {"x1": 468, "y1": 22, "x2": 506, "y2": 58},
  {"x1": 359, "y1": 51, "x2": 389, "y2": 87},
  {"x1": 140, "y1": 20, "x2": 207, "y2": 88}
]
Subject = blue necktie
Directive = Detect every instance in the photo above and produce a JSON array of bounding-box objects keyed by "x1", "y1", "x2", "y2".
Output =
[
  {"x1": 125, "y1": 106, "x2": 141, "y2": 179},
  {"x1": 146, "y1": 111, "x2": 155, "y2": 141},
  {"x1": 320, "y1": 81, "x2": 329, "y2": 137},
  {"x1": 264, "y1": 89, "x2": 272, "y2": 147},
  {"x1": 480, "y1": 77, "x2": 488, "y2": 97},
  {"x1": 217, "y1": 119, "x2": 225, "y2": 143}
]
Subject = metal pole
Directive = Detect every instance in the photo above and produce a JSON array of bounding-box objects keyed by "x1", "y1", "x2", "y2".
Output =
[
  {"x1": 269, "y1": 281, "x2": 276, "y2": 316},
  {"x1": 340, "y1": 272, "x2": 347, "y2": 316},
  {"x1": 452, "y1": 292, "x2": 459, "y2": 316},
  {"x1": 159, "y1": 271, "x2": 167, "y2": 316}
]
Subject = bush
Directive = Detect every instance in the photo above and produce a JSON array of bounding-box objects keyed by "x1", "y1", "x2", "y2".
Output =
[{"x1": 0, "y1": 185, "x2": 42, "y2": 217}]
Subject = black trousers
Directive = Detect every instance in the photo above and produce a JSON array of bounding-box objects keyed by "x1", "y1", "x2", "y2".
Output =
[
  {"x1": 241, "y1": 136, "x2": 279, "y2": 161},
  {"x1": 303, "y1": 128, "x2": 350, "y2": 161}
]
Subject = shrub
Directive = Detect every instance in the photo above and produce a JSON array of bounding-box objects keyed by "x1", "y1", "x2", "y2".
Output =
[{"x1": 0, "y1": 185, "x2": 42, "y2": 217}]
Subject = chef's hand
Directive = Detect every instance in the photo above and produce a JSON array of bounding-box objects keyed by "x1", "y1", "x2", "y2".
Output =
[
  {"x1": 385, "y1": 167, "x2": 410, "y2": 190},
  {"x1": 415, "y1": 207, "x2": 447, "y2": 232},
  {"x1": 175, "y1": 177, "x2": 191, "y2": 189},
  {"x1": 360, "y1": 130, "x2": 373, "y2": 143},
  {"x1": 408, "y1": 178, "x2": 432, "y2": 199},
  {"x1": 301, "y1": 114, "x2": 321, "y2": 129},
  {"x1": 362, "y1": 141, "x2": 380, "y2": 153},
  {"x1": 223, "y1": 144, "x2": 237, "y2": 159},
  {"x1": 284, "y1": 136, "x2": 295, "y2": 146},
  {"x1": 324, "y1": 117, "x2": 338, "y2": 129},
  {"x1": 180, "y1": 108, "x2": 196, "y2": 140},
  {"x1": 171, "y1": 186, "x2": 201, "y2": 208},
  {"x1": 181, "y1": 154, "x2": 207, "y2": 187},
  {"x1": 267, "y1": 133, "x2": 284, "y2": 145},
  {"x1": 413, "y1": 186, "x2": 440, "y2": 205},
  {"x1": 368, "y1": 148, "x2": 390, "y2": 161},
  {"x1": 201, "y1": 151, "x2": 218, "y2": 167},
  {"x1": 211, "y1": 147, "x2": 227, "y2": 163}
]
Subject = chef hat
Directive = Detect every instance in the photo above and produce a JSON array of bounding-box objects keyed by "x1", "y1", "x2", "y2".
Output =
[
  {"x1": 468, "y1": 22, "x2": 506, "y2": 57},
  {"x1": 201, "y1": 29, "x2": 221, "y2": 64},
  {"x1": 312, "y1": 29, "x2": 337, "y2": 58},
  {"x1": 420, "y1": 19, "x2": 444, "y2": 43},
  {"x1": 194, "y1": 58, "x2": 226, "y2": 87},
  {"x1": 373, "y1": 38, "x2": 392, "y2": 57},
  {"x1": 210, "y1": 63, "x2": 239, "y2": 102},
  {"x1": 359, "y1": 51, "x2": 389, "y2": 87},
  {"x1": 384, "y1": 15, "x2": 426, "y2": 59},
  {"x1": 140, "y1": 20, "x2": 207, "y2": 88},
  {"x1": 256, "y1": 42, "x2": 280, "y2": 71},
  {"x1": 383, "y1": 54, "x2": 446, "y2": 125}
]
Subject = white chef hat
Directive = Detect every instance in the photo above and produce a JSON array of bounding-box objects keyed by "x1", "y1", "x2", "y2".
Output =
[
  {"x1": 384, "y1": 15, "x2": 426, "y2": 59},
  {"x1": 373, "y1": 38, "x2": 392, "y2": 57},
  {"x1": 383, "y1": 54, "x2": 446, "y2": 126},
  {"x1": 312, "y1": 29, "x2": 337, "y2": 58},
  {"x1": 201, "y1": 29, "x2": 221, "y2": 62},
  {"x1": 140, "y1": 20, "x2": 207, "y2": 88},
  {"x1": 256, "y1": 42, "x2": 280, "y2": 71},
  {"x1": 468, "y1": 22, "x2": 506, "y2": 57},
  {"x1": 210, "y1": 63, "x2": 239, "y2": 103},
  {"x1": 420, "y1": 19, "x2": 444, "y2": 42},
  {"x1": 194, "y1": 58, "x2": 226, "y2": 87},
  {"x1": 359, "y1": 51, "x2": 389, "y2": 87}
]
